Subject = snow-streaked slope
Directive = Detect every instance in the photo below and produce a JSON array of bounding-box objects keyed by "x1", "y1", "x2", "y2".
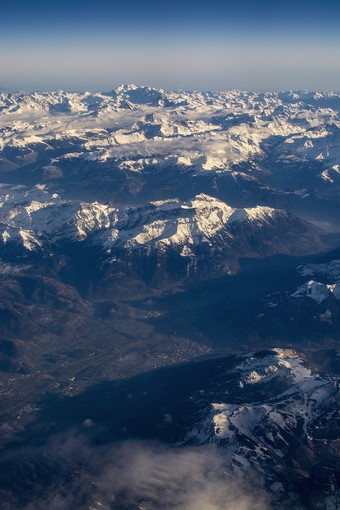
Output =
[{"x1": 186, "y1": 348, "x2": 337, "y2": 465}]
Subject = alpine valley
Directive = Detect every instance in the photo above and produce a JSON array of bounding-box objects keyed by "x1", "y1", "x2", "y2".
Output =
[{"x1": 0, "y1": 85, "x2": 340, "y2": 510}]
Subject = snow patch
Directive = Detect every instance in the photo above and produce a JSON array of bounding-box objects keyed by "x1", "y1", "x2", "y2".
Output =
[{"x1": 291, "y1": 280, "x2": 330, "y2": 303}]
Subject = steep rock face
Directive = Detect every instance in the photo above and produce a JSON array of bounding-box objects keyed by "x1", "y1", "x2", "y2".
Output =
[{"x1": 0, "y1": 188, "x2": 326, "y2": 282}]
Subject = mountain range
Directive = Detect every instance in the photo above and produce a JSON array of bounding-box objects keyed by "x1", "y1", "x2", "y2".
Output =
[{"x1": 0, "y1": 85, "x2": 340, "y2": 509}]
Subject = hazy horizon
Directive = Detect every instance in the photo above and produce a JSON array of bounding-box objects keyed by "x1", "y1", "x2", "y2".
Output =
[{"x1": 1, "y1": 0, "x2": 340, "y2": 92}]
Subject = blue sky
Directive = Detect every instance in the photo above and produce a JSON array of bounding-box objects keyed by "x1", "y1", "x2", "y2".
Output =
[{"x1": 1, "y1": 0, "x2": 339, "y2": 92}]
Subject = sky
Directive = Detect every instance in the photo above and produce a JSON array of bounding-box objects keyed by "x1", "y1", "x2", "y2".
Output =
[{"x1": 1, "y1": 0, "x2": 340, "y2": 92}]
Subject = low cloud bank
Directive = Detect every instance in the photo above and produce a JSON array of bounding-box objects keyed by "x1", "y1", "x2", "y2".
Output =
[{"x1": 0, "y1": 433, "x2": 270, "y2": 510}]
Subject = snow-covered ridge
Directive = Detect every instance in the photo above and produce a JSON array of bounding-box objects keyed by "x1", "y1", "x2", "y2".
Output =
[
  {"x1": 0, "y1": 187, "x2": 271, "y2": 246},
  {"x1": 291, "y1": 280, "x2": 340, "y2": 303},
  {"x1": 0, "y1": 187, "x2": 321, "y2": 260}
]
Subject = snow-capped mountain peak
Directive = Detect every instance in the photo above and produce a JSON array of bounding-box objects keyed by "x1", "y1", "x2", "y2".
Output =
[{"x1": 186, "y1": 348, "x2": 337, "y2": 486}]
